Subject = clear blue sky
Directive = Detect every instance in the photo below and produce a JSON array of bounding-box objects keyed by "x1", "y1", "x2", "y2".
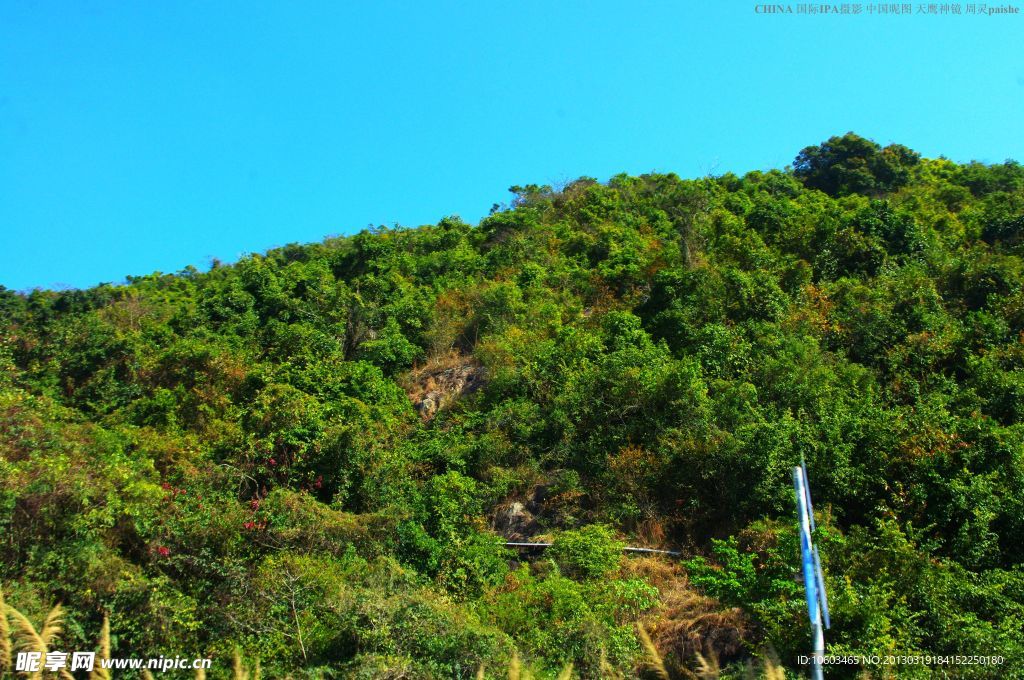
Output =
[{"x1": 2, "y1": 1, "x2": 1021, "y2": 291}]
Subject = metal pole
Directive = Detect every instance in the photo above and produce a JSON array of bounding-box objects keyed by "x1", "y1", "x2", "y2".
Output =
[
  {"x1": 812, "y1": 618, "x2": 825, "y2": 679},
  {"x1": 794, "y1": 466, "x2": 824, "y2": 680}
]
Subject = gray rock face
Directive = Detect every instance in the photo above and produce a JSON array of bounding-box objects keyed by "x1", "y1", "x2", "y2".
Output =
[
  {"x1": 409, "y1": 362, "x2": 484, "y2": 421},
  {"x1": 493, "y1": 501, "x2": 537, "y2": 540},
  {"x1": 416, "y1": 395, "x2": 437, "y2": 419}
]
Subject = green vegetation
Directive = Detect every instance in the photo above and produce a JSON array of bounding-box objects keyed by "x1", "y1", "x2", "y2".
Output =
[{"x1": 2, "y1": 132, "x2": 1024, "y2": 677}]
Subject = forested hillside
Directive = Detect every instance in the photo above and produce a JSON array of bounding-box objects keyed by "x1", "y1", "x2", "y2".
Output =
[{"x1": 2, "y1": 133, "x2": 1023, "y2": 678}]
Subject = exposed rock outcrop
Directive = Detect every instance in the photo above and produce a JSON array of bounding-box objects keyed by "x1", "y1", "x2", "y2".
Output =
[
  {"x1": 403, "y1": 355, "x2": 484, "y2": 421},
  {"x1": 492, "y1": 501, "x2": 538, "y2": 540}
]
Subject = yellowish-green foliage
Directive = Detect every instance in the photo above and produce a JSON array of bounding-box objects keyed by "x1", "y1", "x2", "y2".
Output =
[{"x1": 0, "y1": 586, "x2": 11, "y2": 674}]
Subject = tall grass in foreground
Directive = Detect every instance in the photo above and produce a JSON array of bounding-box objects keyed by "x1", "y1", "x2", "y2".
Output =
[
  {"x1": 1, "y1": 585, "x2": 784, "y2": 679},
  {"x1": 0, "y1": 587, "x2": 10, "y2": 674},
  {"x1": 4, "y1": 600, "x2": 70, "y2": 680},
  {"x1": 484, "y1": 625, "x2": 784, "y2": 679}
]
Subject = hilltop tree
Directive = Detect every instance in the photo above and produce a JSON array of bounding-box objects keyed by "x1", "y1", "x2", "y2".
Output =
[{"x1": 793, "y1": 131, "x2": 921, "y2": 197}]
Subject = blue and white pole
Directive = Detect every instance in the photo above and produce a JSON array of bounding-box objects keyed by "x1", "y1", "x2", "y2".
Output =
[{"x1": 793, "y1": 461, "x2": 829, "y2": 680}]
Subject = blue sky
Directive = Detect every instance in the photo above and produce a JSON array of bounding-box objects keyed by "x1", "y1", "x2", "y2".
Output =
[{"x1": 1, "y1": 1, "x2": 1021, "y2": 291}]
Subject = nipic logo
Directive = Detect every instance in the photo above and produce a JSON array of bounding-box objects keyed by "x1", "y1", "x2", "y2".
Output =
[{"x1": 15, "y1": 651, "x2": 211, "y2": 673}]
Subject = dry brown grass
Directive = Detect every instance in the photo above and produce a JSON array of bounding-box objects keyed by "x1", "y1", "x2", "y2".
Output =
[
  {"x1": 636, "y1": 517, "x2": 668, "y2": 549},
  {"x1": 621, "y1": 557, "x2": 751, "y2": 676},
  {"x1": 404, "y1": 349, "x2": 473, "y2": 382}
]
